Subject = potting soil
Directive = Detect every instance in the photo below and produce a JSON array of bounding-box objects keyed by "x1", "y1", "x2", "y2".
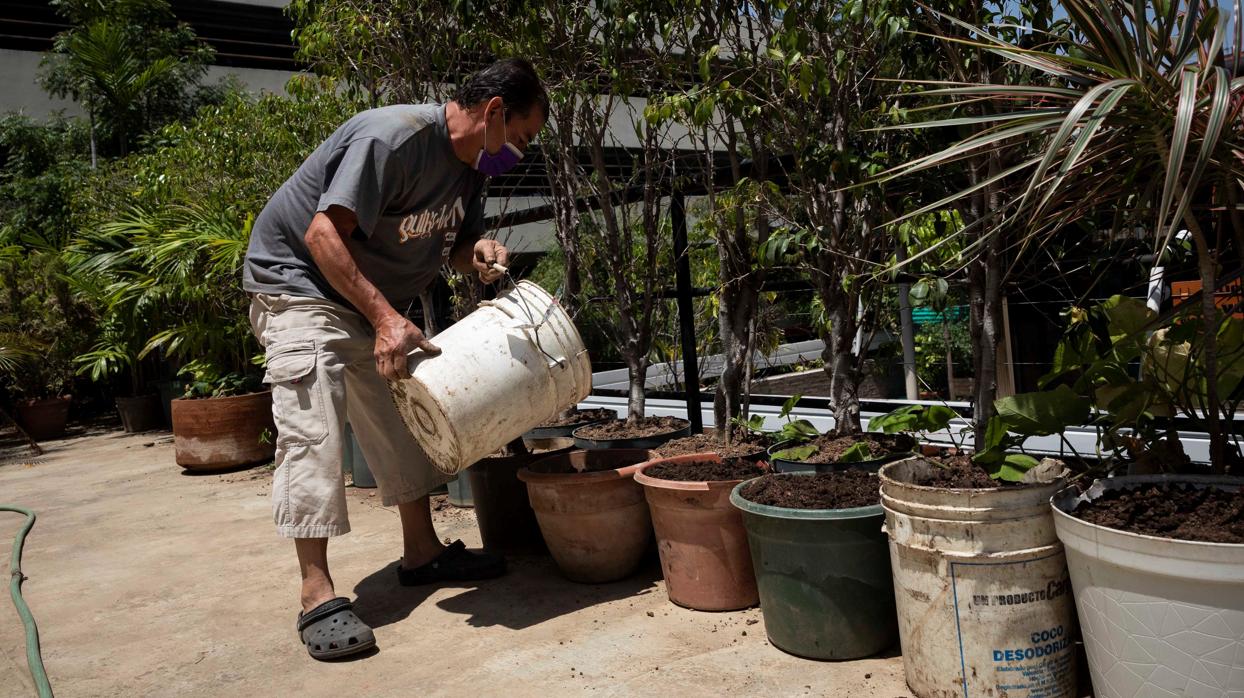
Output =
[
  {"x1": 653, "y1": 431, "x2": 768, "y2": 459},
  {"x1": 1072, "y1": 482, "x2": 1244, "y2": 544},
  {"x1": 739, "y1": 470, "x2": 879, "y2": 509},
  {"x1": 535, "y1": 408, "x2": 617, "y2": 428},
  {"x1": 798, "y1": 433, "x2": 912, "y2": 465},
  {"x1": 644, "y1": 457, "x2": 764, "y2": 482},
  {"x1": 575, "y1": 416, "x2": 688, "y2": 440},
  {"x1": 914, "y1": 455, "x2": 1022, "y2": 488}
]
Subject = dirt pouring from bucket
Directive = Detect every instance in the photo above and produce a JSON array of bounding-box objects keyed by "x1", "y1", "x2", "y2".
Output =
[
  {"x1": 740, "y1": 470, "x2": 880, "y2": 509},
  {"x1": 644, "y1": 457, "x2": 765, "y2": 482},
  {"x1": 1072, "y1": 482, "x2": 1244, "y2": 544}
]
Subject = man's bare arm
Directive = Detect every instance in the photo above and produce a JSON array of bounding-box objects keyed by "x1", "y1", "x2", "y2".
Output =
[{"x1": 303, "y1": 206, "x2": 440, "y2": 380}]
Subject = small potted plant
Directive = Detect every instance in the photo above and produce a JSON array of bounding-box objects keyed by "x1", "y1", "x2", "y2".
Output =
[
  {"x1": 75, "y1": 326, "x2": 164, "y2": 433},
  {"x1": 760, "y1": 395, "x2": 916, "y2": 472},
  {"x1": 171, "y1": 362, "x2": 274, "y2": 470}
]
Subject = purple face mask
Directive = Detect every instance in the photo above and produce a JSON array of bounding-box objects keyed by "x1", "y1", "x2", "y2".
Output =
[{"x1": 474, "y1": 117, "x2": 523, "y2": 177}]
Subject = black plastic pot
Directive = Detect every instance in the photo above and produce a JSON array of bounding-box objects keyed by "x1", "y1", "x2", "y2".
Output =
[
  {"x1": 524, "y1": 418, "x2": 610, "y2": 441},
  {"x1": 116, "y1": 394, "x2": 165, "y2": 433},
  {"x1": 467, "y1": 444, "x2": 575, "y2": 554},
  {"x1": 768, "y1": 433, "x2": 917, "y2": 474},
  {"x1": 572, "y1": 419, "x2": 692, "y2": 450}
]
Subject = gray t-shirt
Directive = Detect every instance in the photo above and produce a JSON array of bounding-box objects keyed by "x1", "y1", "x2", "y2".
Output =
[{"x1": 243, "y1": 103, "x2": 487, "y2": 311}]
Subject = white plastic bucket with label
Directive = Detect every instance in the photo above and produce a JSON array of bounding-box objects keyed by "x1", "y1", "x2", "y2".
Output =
[
  {"x1": 879, "y1": 457, "x2": 1077, "y2": 698},
  {"x1": 389, "y1": 281, "x2": 591, "y2": 475}
]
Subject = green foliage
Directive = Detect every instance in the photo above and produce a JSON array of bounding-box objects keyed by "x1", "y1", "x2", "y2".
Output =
[
  {"x1": 0, "y1": 114, "x2": 95, "y2": 397},
  {"x1": 739, "y1": 393, "x2": 821, "y2": 458},
  {"x1": 68, "y1": 82, "x2": 361, "y2": 393},
  {"x1": 40, "y1": 0, "x2": 218, "y2": 156},
  {"x1": 178, "y1": 360, "x2": 262, "y2": 399},
  {"x1": 837, "y1": 441, "x2": 874, "y2": 463},
  {"x1": 869, "y1": 404, "x2": 957, "y2": 435}
]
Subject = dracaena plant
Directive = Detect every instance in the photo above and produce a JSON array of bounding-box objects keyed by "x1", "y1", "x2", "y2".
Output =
[{"x1": 882, "y1": 0, "x2": 1244, "y2": 474}]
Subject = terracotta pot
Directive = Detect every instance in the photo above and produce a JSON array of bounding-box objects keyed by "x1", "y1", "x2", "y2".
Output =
[
  {"x1": 634, "y1": 454, "x2": 760, "y2": 611},
  {"x1": 518, "y1": 449, "x2": 654, "y2": 583},
  {"x1": 171, "y1": 391, "x2": 276, "y2": 470},
  {"x1": 16, "y1": 396, "x2": 71, "y2": 441},
  {"x1": 116, "y1": 394, "x2": 165, "y2": 433},
  {"x1": 467, "y1": 443, "x2": 575, "y2": 555}
]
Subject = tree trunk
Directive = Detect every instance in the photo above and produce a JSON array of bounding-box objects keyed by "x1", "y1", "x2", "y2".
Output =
[
  {"x1": 626, "y1": 357, "x2": 648, "y2": 424},
  {"x1": 1187, "y1": 218, "x2": 1227, "y2": 473},
  {"x1": 820, "y1": 280, "x2": 862, "y2": 435}
]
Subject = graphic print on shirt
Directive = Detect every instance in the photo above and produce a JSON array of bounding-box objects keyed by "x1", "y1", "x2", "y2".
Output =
[{"x1": 397, "y1": 196, "x2": 466, "y2": 244}]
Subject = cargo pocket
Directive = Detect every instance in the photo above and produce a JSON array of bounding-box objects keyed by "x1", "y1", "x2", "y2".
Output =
[{"x1": 264, "y1": 340, "x2": 328, "y2": 445}]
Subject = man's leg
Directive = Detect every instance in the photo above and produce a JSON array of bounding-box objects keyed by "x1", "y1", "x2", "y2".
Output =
[
  {"x1": 343, "y1": 354, "x2": 505, "y2": 583},
  {"x1": 296, "y1": 538, "x2": 335, "y2": 611},
  {"x1": 397, "y1": 496, "x2": 445, "y2": 569}
]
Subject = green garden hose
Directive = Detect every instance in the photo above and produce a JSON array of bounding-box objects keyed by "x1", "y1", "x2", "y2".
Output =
[{"x1": 2, "y1": 505, "x2": 53, "y2": 698}]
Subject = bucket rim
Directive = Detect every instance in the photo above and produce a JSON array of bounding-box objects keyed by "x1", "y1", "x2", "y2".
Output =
[
  {"x1": 879, "y1": 455, "x2": 1067, "y2": 494},
  {"x1": 729, "y1": 473, "x2": 884, "y2": 520},
  {"x1": 632, "y1": 453, "x2": 762, "y2": 492},
  {"x1": 517, "y1": 448, "x2": 653, "y2": 485}
]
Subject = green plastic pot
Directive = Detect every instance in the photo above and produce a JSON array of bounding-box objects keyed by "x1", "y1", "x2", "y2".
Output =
[{"x1": 729, "y1": 473, "x2": 897, "y2": 661}]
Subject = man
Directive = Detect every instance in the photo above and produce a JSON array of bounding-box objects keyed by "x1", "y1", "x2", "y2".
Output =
[{"x1": 243, "y1": 58, "x2": 547, "y2": 660}]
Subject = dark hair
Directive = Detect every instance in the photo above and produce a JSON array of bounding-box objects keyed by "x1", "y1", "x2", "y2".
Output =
[{"x1": 453, "y1": 58, "x2": 549, "y2": 121}]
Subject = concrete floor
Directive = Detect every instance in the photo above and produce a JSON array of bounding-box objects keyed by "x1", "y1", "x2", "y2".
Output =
[{"x1": 0, "y1": 429, "x2": 910, "y2": 697}]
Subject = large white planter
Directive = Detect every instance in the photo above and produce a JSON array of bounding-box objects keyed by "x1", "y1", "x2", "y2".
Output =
[{"x1": 1052, "y1": 475, "x2": 1244, "y2": 697}]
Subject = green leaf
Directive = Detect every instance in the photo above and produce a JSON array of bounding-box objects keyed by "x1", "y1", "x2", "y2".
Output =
[
  {"x1": 772, "y1": 445, "x2": 817, "y2": 462},
  {"x1": 780, "y1": 393, "x2": 803, "y2": 419},
  {"x1": 838, "y1": 442, "x2": 874, "y2": 463},
  {"x1": 994, "y1": 385, "x2": 1089, "y2": 436},
  {"x1": 988, "y1": 453, "x2": 1040, "y2": 482},
  {"x1": 1101, "y1": 295, "x2": 1153, "y2": 345}
]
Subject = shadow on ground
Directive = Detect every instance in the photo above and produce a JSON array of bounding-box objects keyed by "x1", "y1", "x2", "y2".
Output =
[{"x1": 352, "y1": 552, "x2": 663, "y2": 631}]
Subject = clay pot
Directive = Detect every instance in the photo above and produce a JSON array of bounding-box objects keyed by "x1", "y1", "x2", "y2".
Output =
[
  {"x1": 16, "y1": 396, "x2": 72, "y2": 441},
  {"x1": 634, "y1": 454, "x2": 760, "y2": 611},
  {"x1": 116, "y1": 394, "x2": 165, "y2": 433},
  {"x1": 467, "y1": 443, "x2": 574, "y2": 555},
  {"x1": 171, "y1": 391, "x2": 276, "y2": 470},
  {"x1": 518, "y1": 449, "x2": 654, "y2": 583}
]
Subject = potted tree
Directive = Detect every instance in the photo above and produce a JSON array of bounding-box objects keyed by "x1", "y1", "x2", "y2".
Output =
[{"x1": 881, "y1": 2, "x2": 1244, "y2": 694}]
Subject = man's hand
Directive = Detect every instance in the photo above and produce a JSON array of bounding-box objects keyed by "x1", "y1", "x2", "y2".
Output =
[
  {"x1": 473, "y1": 239, "x2": 510, "y2": 284},
  {"x1": 373, "y1": 313, "x2": 441, "y2": 381}
]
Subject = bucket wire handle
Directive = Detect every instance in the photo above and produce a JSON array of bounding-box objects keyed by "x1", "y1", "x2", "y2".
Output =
[{"x1": 490, "y1": 263, "x2": 567, "y2": 369}]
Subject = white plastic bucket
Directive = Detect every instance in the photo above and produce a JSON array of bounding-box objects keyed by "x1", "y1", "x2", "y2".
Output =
[
  {"x1": 1052, "y1": 475, "x2": 1244, "y2": 698},
  {"x1": 879, "y1": 457, "x2": 1077, "y2": 698},
  {"x1": 389, "y1": 281, "x2": 591, "y2": 474}
]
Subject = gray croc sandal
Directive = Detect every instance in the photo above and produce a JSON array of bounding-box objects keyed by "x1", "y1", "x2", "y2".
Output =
[{"x1": 297, "y1": 597, "x2": 376, "y2": 660}]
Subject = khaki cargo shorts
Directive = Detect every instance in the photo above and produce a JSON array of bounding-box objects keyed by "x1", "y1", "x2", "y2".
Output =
[{"x1": 249, "y1": 293, "x2": 451, "y2": 538}]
